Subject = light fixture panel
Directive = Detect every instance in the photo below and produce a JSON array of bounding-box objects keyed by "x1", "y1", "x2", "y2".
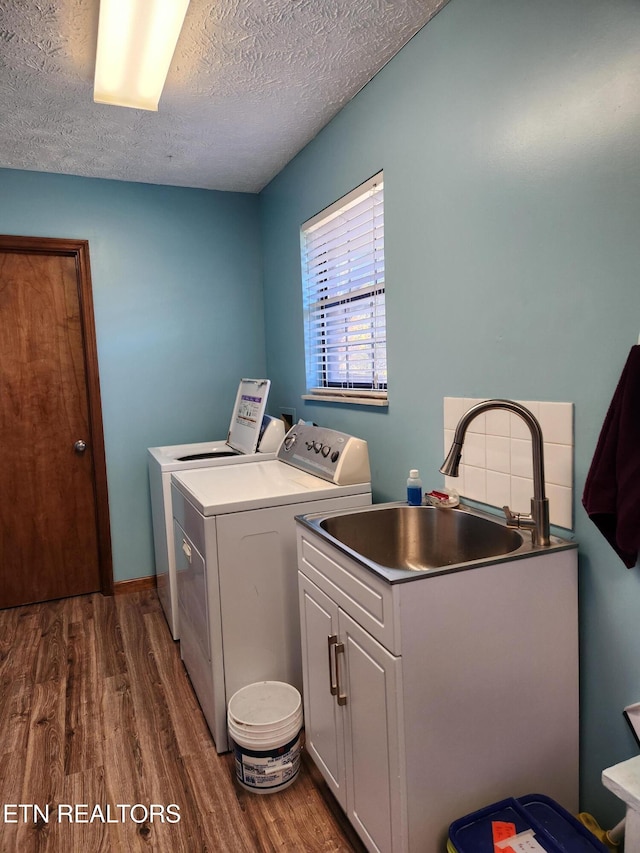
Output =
[{"x1": 94, "y1": 0, "x2": 190, "y2": 111}]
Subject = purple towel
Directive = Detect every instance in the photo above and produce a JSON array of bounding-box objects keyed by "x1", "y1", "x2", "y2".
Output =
[{"x1": 582, "y1": 345, "x2": 640, "y2": 568}]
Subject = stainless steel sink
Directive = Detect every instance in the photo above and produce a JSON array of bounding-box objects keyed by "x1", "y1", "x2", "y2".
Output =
[
  {"x1": 298, "y1": 502, "x2": 577, "y2": 582},
  {"x1": 318, "y1": 504, "x2": 523, "y2": 571}
]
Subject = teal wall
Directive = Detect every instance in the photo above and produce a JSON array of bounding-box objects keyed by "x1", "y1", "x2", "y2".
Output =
[
  {"x1": 260, "y1": 0, "x2": 640, "y2": 825},
  {"x1": 0, "y1": 168, "x2": 265, "y2": 585}
]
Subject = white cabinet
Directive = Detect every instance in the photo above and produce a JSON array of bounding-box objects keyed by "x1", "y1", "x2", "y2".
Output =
[
  {"x1": 299, "y1": 576, "x2": 405, "y2": 853},
  {"x1": 297, "y1": 525, "x2": 579, "y2": 853}
]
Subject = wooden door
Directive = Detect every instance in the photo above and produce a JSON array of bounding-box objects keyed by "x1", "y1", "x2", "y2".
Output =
[{"x1": 0, "y1": 236, "x2": 112, "y2": 607}]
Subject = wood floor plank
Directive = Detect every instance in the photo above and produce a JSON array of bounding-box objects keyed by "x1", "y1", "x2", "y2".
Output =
[
  {"x1": 101, "y1": 672, "x2": 146, "y2": 805},
  {"x1": 0, "y1": 604, "x2": 41, "y2": 683},
  {"x1": 116, "y1": 594, "x2": 183, "y2": 771},
  {"x1": 92, "y1": 591, "x2": 127, "y2": 679},
  {"x1": 113, "y1": 596, "x2": 228, "y2": 852},
  {"x1": 180, "y1": 749, "x2": 261, "y2": 851},
  {"x1": 58, "y1": 767, "x2": 112, "y2": 853},
  {"x1": 0, "y1": 673, "x2": 33, "y2": 756},
  {"x1": 0, "y1": 750, "x2": 31, "y2": 853},
  {"x1": 13, "y1": 678, "x2": 66, "y2": 853},
  {"x1": 233, "y1": 756, "x2": 359, "y2": 853},
  {"x1": 0, "y1": 590, "x2": 364, "y2": 853},
  {"x1": 142, "y1": 610, "x2": 213, "y2": 759},
  {"x1": 34, "y1": 600, "x2": 66, "y2": 685},
  {"x1": 64, "y1": 613, "x2": 103, "y2": 775}
]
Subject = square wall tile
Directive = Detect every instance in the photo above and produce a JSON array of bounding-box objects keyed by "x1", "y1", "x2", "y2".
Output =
[
  {"x1": 462, "y1": 465, "x2": 486, "y2": 503},
  {"x1": 461, "y1": 432, "x2": 486, "y2": 468},
  {"x1": 464, "y1": 399, "x2": 486, "y2": 432},
  {"x1": 545, "y1": 443, "x2": 573, "y2": 489},
  {"x1": 444, "y1": 429, "x2": 455, "y2": 455},
  {"x1": 486, "y1": 409, "x2": 511, "y2": 436},
  {"x1": 445, "y1": 472, "x2": 464, "y2": 494},
  {"x1": 547, "y1": 483, "x2": 573, "y2": 530},
  {"x1": 511, "y1": 400, "x2": 540, "y2": 438},
  {"x1": 511, "y1": 438, "x2": 534, "y2": 479},
  {"x1": 539, "y1": 402, "x2": 574, "y2": 445},
  {"x1": 486, "y1": 435, "x2": 510, "y2": 474},
  {"x1": 444, "y1": 397, "x2": 470, "y2": 431},
  {"x1": 511, "y1": 475, "x2": 534, "y2": 515},
  {"x1": 486, "y1": 471, "x2": 511, "y2": 508}
]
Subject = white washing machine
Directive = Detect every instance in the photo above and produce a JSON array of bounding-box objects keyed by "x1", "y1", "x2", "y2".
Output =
[
  {"x1": 148, "y1": 379, "x2": 285, "y2": 640},
  {"x1": 170, "y1": 423, "x2": 372, "y2": 752}
]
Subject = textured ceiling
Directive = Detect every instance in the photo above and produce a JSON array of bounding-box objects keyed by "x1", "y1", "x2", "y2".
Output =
[{"x1": 0, "y1": 0, "x2": 447, "y2": 193}]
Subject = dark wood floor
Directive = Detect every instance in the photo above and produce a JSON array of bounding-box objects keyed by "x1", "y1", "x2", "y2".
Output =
[{"x1": 0, "y1": 589, "x2": 365, "y2": 852}]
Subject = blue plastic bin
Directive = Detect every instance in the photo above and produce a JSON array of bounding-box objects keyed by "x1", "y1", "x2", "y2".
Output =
[{"x1": 448, "y1": 793, "x2": 609, "y2": 853}]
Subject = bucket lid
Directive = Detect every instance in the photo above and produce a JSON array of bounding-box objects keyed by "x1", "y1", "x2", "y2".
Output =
[{"x1": 228, "y1": 681, "x2": 301, "y2": 727}]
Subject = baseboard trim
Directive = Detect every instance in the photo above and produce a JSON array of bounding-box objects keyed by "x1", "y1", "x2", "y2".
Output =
[{"x1": 113, "y1": 576, "x2": 157, "y2": 596}]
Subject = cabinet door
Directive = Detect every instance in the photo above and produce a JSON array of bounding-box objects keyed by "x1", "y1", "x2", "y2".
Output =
[
  {"x1": 298, "y1": 573, "x2": 346, "y2": 807},
  {"x1": 340, "y1": 609, "x2": 404, "y2": 853}
]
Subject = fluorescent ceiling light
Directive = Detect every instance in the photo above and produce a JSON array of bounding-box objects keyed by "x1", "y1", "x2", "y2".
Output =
[{"x1": 94, "y1": 0, "x2": 190, "y2": 111}]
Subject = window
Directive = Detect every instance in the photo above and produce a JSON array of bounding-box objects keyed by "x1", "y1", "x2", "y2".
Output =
[{"x1": 300, "y1": 172, "x2": 386, "y2": 406}]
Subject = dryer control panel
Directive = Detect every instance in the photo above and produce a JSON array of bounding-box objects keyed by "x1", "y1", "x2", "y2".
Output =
[{"x1": 277, "y1": 424, "x2": 371, "y2": 486}]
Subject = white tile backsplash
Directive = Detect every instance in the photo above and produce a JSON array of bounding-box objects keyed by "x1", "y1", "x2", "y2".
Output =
[
  {"x1": 539, "y1": 402, "x2": 574, "y2": 444},
  {"x1": 462, "y1": 463, "x2": 486, "y2": 503},
  {"x1": 544, "y1": 442, "x2": 573, "y2": 487},
  {"x1": 486, "y1": 470, "x2": 511, "y2": 507},
  {"x1": 486, "y1": 435, "x2": 510, "y2": 474},
  {"x1": 546, "y1": 483, "x2": 573, "y2": 529},
  {"x1": 444, "y1": 397, "x2": 470, "y2": 430},
  {"x1": 443, "y1": 397, "x2": 574, "y2": 529},
  {"x1": 485, "y1": 409, "x2": 511, "y2": 437},
  {"x1": 462, "y1": 431, "x2": 486, "y2": 468},
  {"x1": 511, "y1": 475, "x2": 535, "y2": 514},
  {"x1": 511, "y1": 438, "x2": 534, "y2": 479}
]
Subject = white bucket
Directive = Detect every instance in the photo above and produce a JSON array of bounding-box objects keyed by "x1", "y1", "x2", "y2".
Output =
[{"x1": 228, "y1": 681, "x2": 303, "y2": 794}]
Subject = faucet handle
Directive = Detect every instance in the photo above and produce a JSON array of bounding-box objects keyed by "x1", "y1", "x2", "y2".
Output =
[{"x1": 503, "y1": 505, "x2": 536, "y2": 531}]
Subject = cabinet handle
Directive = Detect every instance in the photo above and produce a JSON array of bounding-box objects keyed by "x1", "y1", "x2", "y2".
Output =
[
  {"x1": 327, "y1": 634, "x2": 338, "y2": 696},
  {"x1": 335, "y1": 642, "x2": 347, "y2": 706}
]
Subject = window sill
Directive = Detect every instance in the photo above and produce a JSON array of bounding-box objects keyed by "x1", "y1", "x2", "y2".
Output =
[{"x1": 302, "y1": 392, "x2": 388, "y2": 408}]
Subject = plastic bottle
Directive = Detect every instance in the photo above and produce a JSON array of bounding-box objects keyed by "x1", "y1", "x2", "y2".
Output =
[{"x1": 407, "y1": 469, "x2": 422, "y2": 506}]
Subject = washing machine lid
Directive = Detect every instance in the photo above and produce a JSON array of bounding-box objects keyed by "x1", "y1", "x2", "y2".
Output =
[
  {"x1": 172, "y1": 460, "x2": 370, "y2": 516},
  {"x1": 226, "y1": 379, "x2": 271, "y2": 455}
]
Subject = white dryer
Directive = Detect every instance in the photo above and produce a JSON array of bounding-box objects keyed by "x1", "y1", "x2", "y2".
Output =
[
  {"x1": 148, "y1": 379, "x2": 285, "y2": 640},
  {"x1": 170, "y1": 423, "x2": 372, "y2": 752}
]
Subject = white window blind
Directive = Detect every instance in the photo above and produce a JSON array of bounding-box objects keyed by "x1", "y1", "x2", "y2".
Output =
[{"x1": 300, "y1": 172, "x2": 387, "y2": 405}]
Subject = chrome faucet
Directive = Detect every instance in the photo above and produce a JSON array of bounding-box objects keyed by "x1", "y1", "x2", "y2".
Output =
[{"x1": 440, "y1": 399, "x2": 550, "y2": 546}]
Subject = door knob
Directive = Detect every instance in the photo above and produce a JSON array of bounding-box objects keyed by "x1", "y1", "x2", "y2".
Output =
[{"x1": 74, "y1": 440, "x2": 87, "y2": 454}]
